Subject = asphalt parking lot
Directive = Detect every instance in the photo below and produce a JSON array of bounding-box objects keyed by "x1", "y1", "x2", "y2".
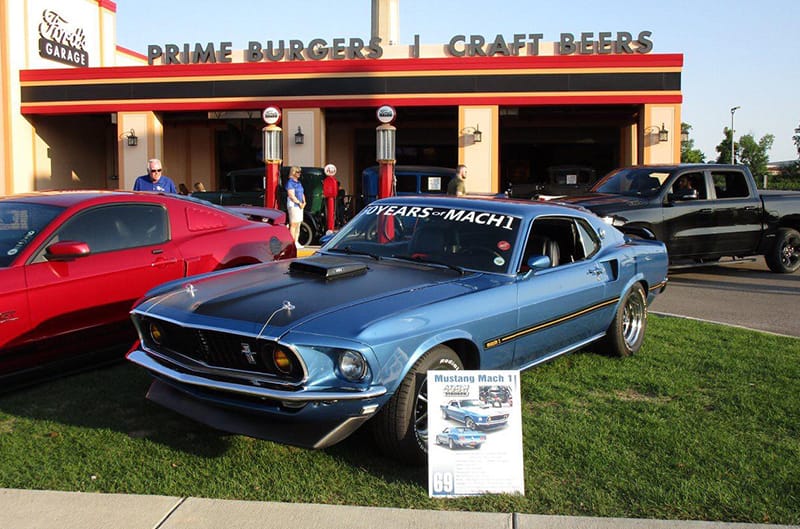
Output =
[{"x1": 651, "y1": 257, "x2": 800, "y2": 337}]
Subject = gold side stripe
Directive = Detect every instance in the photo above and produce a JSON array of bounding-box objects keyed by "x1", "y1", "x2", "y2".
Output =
[{"x1": 484, "y1": 297, "x2": 620, "y2": 350}]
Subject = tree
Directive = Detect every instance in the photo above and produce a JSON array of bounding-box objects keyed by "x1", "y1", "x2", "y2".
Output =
[
  {"x1": 738, "y1": 133, "x2": 774, "y2": 183},
  {"x1": 715, "y1": 127, "x2": 738, "y2": 164},
  {"x1": 680, "y1": 122, "x2": 705, "y2": 163}
]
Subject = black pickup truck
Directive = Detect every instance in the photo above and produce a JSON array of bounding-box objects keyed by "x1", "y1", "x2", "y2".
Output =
[{"x1": 561, "y1": 164, "x2": 800, "y2": 273}]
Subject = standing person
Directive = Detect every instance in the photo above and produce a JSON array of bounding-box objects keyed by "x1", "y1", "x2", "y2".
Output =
[
  {"x1": 447, "y1": 164, "x2": 467, "y2": 196},
  {"x1": 286, "y1": 166, "x2": 306, "y2": 248},
  {"x1": 133, "y1": 159, "x2": 177, "y2": 193}
]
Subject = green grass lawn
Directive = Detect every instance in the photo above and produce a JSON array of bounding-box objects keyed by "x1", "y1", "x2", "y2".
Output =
[{"x1": 0, "y1": 315, "x2": 798, "y2": 524}]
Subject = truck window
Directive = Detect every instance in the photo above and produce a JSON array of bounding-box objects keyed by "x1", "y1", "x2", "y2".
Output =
[
  {"x1": 669, "y1": 172, "x2": 707, "y2": 199},
  {"x1": 711, "y1": 171, "x2": 750, "y2": 199}
]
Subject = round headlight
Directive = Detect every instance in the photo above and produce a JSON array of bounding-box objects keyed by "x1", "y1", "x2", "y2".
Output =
[
  {"x1": 338, "y1": 351, "x2": 367, "y2": 381},
  {"x1": 148, "y1": 321, "x2": 163, "y2": 345}
]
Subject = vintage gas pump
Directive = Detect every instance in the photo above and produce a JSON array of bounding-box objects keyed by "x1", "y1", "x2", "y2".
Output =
[
  {"x1": 323, "y1": 163, "x2": 338, "y2": 233},
  {"x1": 376, "y1": 106, "x2": 397, "y2": 242},
  {"x1": 376, "y1": 105, "x2": 396, "y2": 199},
  {"x1": 262, "y1": 106, "x2": 283, "y2": 209}
]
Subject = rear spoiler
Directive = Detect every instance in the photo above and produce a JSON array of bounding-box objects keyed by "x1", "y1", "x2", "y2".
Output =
[{"x1": 226, "y1": 205, "x2": 286, "y2": 226}]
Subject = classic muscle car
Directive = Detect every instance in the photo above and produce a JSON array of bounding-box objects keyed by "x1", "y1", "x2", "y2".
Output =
[
  {"x1": 127, "y1": 195, "x2": 668, "y2": 464},
  {"x1": 441, "y1": 399, "x2": 509, "y2": 430},
  {"x1": 435, "y1": 427, "x2": 487, "y2": 450},
  {"x1": 0, "y1": 191, "x2": 295, "y2": 387}
]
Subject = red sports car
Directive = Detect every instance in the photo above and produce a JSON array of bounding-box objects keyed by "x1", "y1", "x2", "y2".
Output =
[{"x1": 0, "y1": 191, "x2": 296, "y2": 386}]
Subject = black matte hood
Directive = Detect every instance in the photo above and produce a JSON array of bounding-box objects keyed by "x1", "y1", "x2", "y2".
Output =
[
  {"x1": 557, "y1": 193, "x2": 650, "y2": 216},
  {"x1": 133, "y1": 255, "x2": 478, "y2": 340}
]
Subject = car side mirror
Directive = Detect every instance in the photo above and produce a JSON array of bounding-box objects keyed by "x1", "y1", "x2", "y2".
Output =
[
  {"x1": 45, "y1": 240, "x2": 91, "y2": 261},
  {"x1": 526, "y1": 254, "x2": 552, "y2": 272}
]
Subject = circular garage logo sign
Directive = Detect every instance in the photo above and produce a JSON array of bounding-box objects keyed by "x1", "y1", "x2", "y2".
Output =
[
  {"x1": 324, "y1": 164, "x2": 337, "y2": 176},
  {"x1": 376, "y1": 105, "x2": 396, "y2": 124},
  {"x1": 262, "y1": 107, "x2": 281, "y2": 125}
]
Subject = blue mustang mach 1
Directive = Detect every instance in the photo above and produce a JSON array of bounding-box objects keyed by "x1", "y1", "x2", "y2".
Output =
[{"x1": 127, "y1": 196, "x2": 668, "y2": 463}]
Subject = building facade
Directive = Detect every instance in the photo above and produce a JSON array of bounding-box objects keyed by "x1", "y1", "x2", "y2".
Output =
[{"x1": 1, "y1": 0, "x2": 682, "y2": 198}]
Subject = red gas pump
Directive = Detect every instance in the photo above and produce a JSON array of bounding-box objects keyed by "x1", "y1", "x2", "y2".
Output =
[
  {"x1": 323, "y1": 164, "x2": 338, "y2": 233},
  {"x1": 261, "y1": 107, "x2": 282, "y2": 209},
  {"x1": 376, "y1": 106, "x2": 397, "y2": 242}
]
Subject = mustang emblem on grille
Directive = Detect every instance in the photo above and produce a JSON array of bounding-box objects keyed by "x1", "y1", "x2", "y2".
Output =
[{"x1": 241, "y1": 343, "x2": 257, "y2": 365}]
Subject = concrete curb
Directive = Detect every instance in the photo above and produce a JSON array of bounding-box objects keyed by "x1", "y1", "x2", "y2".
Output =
[{"x1": 1, "y1": 489, "x2": 797, "y2": 529}]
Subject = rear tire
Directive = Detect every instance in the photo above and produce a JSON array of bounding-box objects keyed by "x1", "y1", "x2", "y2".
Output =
[
  {"x1": 298, "y1": 220, "x2": 315, "y2": 247},
  {"x1": 765, "y1": 227, "x2": 800, "y2": 273},
  {"x1": 604, "y1": 283, "x2": 647, "y2": 357},
  {"x1": 372, "y1": 345, "x2": 462, "y2": 464}
]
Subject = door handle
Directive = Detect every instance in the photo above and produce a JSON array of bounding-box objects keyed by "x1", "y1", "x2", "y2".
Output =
[{"x1": 587, "y1": 267, "x2": 605, "y2": 280}]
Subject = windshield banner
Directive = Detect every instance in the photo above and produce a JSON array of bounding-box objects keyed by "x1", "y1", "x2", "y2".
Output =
[{"x1": 427, "y1": 370, "x2": 524, "y2": 497}]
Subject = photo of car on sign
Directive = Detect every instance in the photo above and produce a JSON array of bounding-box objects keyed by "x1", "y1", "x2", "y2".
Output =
[
  {"x1": 435, "y1": 427, "x2": 486, "y2": 450},
  {"x1": 126, "y1": 195, "x2": 668, "y2": 464},
  {"x1": 440, "y1": 399, "x2": 509, "y2": 430}
]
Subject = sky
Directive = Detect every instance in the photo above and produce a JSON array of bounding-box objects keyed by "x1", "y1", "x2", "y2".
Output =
[{"x1": 115, "y1": 0, "x2": 800, "y2": 162}]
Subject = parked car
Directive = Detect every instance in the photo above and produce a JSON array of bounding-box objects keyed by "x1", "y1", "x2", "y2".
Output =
[
  {"x1": 194, "y1": 166, "x2": 330, "y2": 247},
  {"x1": 508, "y1": 165, "x2": 596, "y2": 199},
  {"x1": 435, "y1": 427, "x2": 486, "y2": 450},
  {"x1": 440, "y1": 399, "x2": 509, "y2": 430},
  {"x1": 361, "y1": 165, "x2": 456, "y2": 205},
  {"x1": 561, "y1": 164, "x2": 800, "y2": 273},
  {"x1": 0, "y1": 191, "x2": 295, "y2": 387},
  {"x1": 126, "y1": 195, "x2": 668, "y2": 463}
]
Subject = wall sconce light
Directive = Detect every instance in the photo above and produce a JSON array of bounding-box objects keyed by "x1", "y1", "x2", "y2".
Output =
[
  {"x1": 123, "y1": 128, "x2": 138, "y2": 147},
  {"x1": 658, "y1": 123, "x2": 669, "y2": 143},
  {"x1": 461, "y1": 125, "x2": 482, "y2": 143},
  {"x1": 294, "y1": 126, "x2": 305, "y2": 145},
  {"x1": 645, "y1": 123, "x2": 669, "y2": 143},
  {"x1": 681, "y1": 130, "x2": 689, "y2": 143}
]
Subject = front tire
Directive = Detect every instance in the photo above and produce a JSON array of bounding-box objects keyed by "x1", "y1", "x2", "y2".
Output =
[
  {"x1": 372, "y1": 345, "x2": 462, "y2": 464},
  {"x1": 765, "y1": 227, "x2": 800, "y2": 273},
  {"x1": 604, "y1": 283, "x2": 647, "y2": 357}
]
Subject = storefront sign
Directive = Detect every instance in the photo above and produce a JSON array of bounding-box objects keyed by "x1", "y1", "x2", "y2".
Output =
[
  {"x1": 146, "y1": 31, "x2": 654, "y2": 65},
  {"x1": 38, "y1": 10, "x2": 89, "y2": 67},
  {"x1": 427, "y1": 370, "x2": 524, "y2": 497}
]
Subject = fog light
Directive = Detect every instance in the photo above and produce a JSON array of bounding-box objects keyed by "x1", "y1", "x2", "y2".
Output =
[
  {"x1": 273, "y1": 349, "x2": 292, "y2": 374},
  {"x1": 338, "y1": 350, "x2": 367, "y2": 381},
  {"x1": 148, "y1": 321, "x2": 163, "y2": 345}
]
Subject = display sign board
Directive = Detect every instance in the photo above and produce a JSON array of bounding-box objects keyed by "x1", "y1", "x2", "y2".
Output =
[{"x1": 427, "y1": 370, "x2": 524, "y2": 497}]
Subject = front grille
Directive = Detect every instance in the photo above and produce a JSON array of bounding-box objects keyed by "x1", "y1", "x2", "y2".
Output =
[{"x1": 137, "y1": 315, "x2": 303, "y2": 381}]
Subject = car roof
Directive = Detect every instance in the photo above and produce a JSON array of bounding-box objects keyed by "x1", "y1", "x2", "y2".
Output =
[
  {"x1": 0, "y1": 190, "x2": 209, "y2": 209},
  {"x1": 370, "y1": 194, "x2": 596, "y2": 220}
]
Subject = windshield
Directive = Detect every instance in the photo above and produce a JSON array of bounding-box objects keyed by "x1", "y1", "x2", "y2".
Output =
[
  {"x1": 323, "y1": 203, "x2": 522, "y2": 274},
  {"x1": 592, "y1": 168, "x2": 673, "y2": 197},
  {"x1": 0, "y1": 202, "x2": 64, "y2": 267}
]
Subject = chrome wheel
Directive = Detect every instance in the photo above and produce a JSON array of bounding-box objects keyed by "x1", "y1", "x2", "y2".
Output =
[
  {"x1": 621, "y1": 289, "x2": 646, "y2": 349},
  {"x1": 414, "y1": 358, "x2": 459, "y2": 449}
]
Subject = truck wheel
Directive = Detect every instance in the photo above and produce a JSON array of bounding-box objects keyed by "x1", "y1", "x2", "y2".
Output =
[
  {"x1": 604, "y1": 283, "x2": 647, "y2": 357},
  {"x1": 298, "y1": 220, "x2": 314, "y2": 247},
  {"x1": 372, "y1": 345, "x2": 462, "y2": 464},
  {"x1": 765, "y1": 228, "x2": 800, "y2": 273}
]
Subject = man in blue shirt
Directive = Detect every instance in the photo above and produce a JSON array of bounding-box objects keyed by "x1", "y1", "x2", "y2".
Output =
[{"x1": 133, "y1": 159, "x2": 178, "y2": 193}]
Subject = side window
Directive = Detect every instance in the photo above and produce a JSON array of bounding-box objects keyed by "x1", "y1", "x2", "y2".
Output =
[
  {"x1": 669, "y1": 172, "x2": 707, "y2": 199},
  {"x1": 37, "y1": 204, "x2": 168, "y2": 259},
  {"x1": 711, "y1": 171, "x2": 750, "y2": 199},
  {"x1": 575, "y1": 219, "x2": 600, "y2": 259},
  {"x1": 520, "y1": 216, "x2": 585, "y2": 271}
]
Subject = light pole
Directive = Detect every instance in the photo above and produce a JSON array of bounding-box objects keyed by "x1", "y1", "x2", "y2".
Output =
[{"x1": 730, "y1": 106, "x2": 740, "y2": 164}]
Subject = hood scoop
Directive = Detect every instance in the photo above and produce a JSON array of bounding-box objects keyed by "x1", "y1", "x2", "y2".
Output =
[{"x1": 289, "y1": 255, "x2": 368, "y2": 280}]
